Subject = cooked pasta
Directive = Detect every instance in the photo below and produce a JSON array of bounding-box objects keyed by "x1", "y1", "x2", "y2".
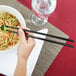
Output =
[{"x1": 0, "y1": 11, "x2": 19, "y2": 50}]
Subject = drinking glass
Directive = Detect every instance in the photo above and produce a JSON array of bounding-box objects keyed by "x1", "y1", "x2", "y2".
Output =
[{"x1": 31, "y1": 0, "x2": 57, "y2": 26}]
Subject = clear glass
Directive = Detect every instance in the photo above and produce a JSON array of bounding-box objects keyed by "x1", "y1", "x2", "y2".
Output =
[{"x1": 31, "y1": 0, "x2": 57, "y2": 26}]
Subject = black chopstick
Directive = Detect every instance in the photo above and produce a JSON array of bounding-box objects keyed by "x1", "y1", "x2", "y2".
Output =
[
  {"x1": 0, "y1": 73, "x2": 7, "y2": 76},
  {"x1": 5, "y1": 25, "x2": 74, "y2": 42},
  {"x1": 6, "y1": 29, "x2": 74, "y2": 48}
]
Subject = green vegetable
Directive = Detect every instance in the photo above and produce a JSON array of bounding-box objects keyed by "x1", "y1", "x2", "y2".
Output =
[
  {"x1": 3, "y1": 20, "x2": 5, "y2": 23},
  {"x1": 1, "y1": 24, "x2": 7, "y2": 31},
  {"x1": 13, "y1": 34, "x2": 16, "y2": 38},
  {"x1": 11, "y1": 18, "x2": 16, "y2": 22},
  {"x1": 4, "y1": 13, "x2": 9, "y2": 19}
]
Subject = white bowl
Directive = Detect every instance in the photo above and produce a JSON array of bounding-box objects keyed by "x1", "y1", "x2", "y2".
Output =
[{"x1": 0, "y1": 5, "x2": 26, "y2": 53}]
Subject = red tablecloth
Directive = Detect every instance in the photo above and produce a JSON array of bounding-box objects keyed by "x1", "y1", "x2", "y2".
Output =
[{"x1": 17, "y1": 0, "x2": 76, "y2": 76}]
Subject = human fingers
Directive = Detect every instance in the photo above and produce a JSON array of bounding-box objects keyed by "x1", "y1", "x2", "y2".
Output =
[{"x1": 18, "y1": 29, "x2": 27, "y2": 44}]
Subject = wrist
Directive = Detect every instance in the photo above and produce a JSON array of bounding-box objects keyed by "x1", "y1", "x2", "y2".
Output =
[
  {"x1": 18, "y1": 57, "x2": 27, "y2": 64},
  {"x1": 18, "y1": 55, "x2": 28, "y2": 61}
]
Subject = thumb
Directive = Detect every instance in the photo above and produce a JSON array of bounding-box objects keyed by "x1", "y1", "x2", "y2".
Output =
[{"x1": 18, "y1": 29, "x2": 26, "y2": 43}]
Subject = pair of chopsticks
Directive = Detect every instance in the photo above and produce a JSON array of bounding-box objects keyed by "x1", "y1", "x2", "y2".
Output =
[{"x1": 1, "y1": 25, "x2": 74, "y2": 48}]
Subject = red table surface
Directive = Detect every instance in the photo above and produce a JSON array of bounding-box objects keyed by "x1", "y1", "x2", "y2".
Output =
[{"x1": 0, "y1": 0, "x2": 74, "y2": 76}]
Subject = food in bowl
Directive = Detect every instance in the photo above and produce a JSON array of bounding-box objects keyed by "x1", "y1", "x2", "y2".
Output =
[{"x1": 0, "y1": 11, "x2": 20, "y2": 51}]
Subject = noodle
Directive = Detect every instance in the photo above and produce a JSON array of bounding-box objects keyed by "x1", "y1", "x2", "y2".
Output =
[{"x1": 0, "y1": 12, "x2": 19, "y2": 50}]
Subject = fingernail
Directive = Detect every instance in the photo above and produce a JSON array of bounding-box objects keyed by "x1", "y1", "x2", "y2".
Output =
[
  {"x1": 18, "y1": 29, "x2": 22, "y2": 35},
  {"x1": 19, "y1": 29, "x2": 22, "y2": 32}
]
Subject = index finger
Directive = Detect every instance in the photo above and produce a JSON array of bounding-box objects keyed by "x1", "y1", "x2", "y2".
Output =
[{"x1": 21, "y1": 27, "x2": 35, "y2": 43}]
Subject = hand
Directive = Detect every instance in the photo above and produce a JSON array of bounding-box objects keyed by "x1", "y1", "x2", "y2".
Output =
[{"x1": 17, "y1": 27, "x2": 35, "y2": 61}]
